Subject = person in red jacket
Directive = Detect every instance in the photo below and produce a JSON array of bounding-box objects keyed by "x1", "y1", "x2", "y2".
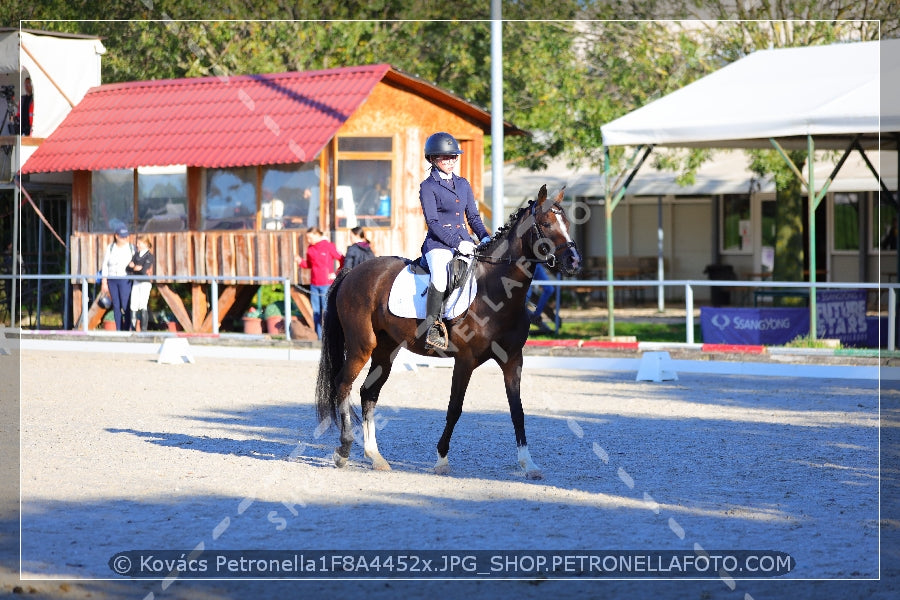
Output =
[{"x1": 297, "y1": 227, "x2": 344, "y2": 339}]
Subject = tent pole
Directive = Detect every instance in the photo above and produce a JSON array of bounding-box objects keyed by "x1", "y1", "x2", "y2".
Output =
[
  {"x1": 807, "y1": 134, "x2": 817, "y2": 340},
  {"x1": 604, "y1": 145, "x2": 615, "y2": 337}
]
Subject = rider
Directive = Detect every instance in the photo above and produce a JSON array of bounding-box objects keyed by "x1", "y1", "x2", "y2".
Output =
[{"x1": 419, "y1": 132, "x2": 491, "y2": 349}]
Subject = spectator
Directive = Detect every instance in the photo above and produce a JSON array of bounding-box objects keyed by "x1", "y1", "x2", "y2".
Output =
[
  {"x1": 100, "y1": 225, "x2": 135, "y2": 331},
  {"x1": 297, "y1": 227, "x2": 343, "y2": 339},
  {"x1": 344, "y1": 226, "x2": 375, "y2": 269},
  {"x1": 127, "y1": 235, "x2": 155, "y2": 331}
]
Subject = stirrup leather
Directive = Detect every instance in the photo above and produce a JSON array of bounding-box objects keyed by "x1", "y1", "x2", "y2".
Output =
[{"x1": 425, "y1": 320, "x2": 449, "y2": 350}]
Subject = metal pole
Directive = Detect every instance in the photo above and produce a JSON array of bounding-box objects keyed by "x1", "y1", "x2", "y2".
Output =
[
  {"x1": 807, "y1": 134, "x2": 817, "y2": 340},
  {"x1": 657, "y1": 195, "x2": 664, "y2": 312},
  {"x1": 211, "y1": 279, "x2": 219, "y2": 335},
  {"x1": 81, "y1": 277, "x2": 88, "y2": 332},
  {"x1": 890, "y1": 287, "x2": 897, "y2": 352},
  {"x1": 685, "y1": 284, "x2": 694, "y2": 344},
  {"x1": 490, "y1": 1, "x2": 504, "y2": 233},
  {"x1": 604, "y1": 146, "x2": 615, "y2": 337},
  {"x1": 284, "y1": 277, "x2": 291, "y2": 340}
]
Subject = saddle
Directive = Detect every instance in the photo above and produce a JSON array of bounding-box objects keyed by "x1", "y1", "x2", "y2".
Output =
[{"x1": 387, "y1": 255, "x2": 477, "y2": 320}]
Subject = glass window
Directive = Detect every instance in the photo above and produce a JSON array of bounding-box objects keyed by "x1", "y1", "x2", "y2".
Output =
[
  {"x1": 202, "y1": 167, "x2": 256, "y2": 230},
  {"x1": 338, "y1": 137, "x2": 392, "y2": 152},
  {"x1": 832, "y1": 193, "x2": 859, "y2": 252},
  {"x1": 91, "y1": 169, "x2": 133, "y2": 232},
  {"x1": 137, "y1": 166, "x2": 188, "y2": 232},
  {"x1": 336, "y1": 159, "x2": 392, "y2": 229},
  {"x1": 876, "y1": 198, "x2": 898, "y2": 252},
  {"x1": 721, "y1": 194, "x2": 751, "y2": 252},
  {"x1": 261, "y1": 163, "x2": 320, "y2": 230}
]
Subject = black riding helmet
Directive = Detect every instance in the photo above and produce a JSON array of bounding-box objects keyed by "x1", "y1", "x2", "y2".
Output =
[{"x1": 424, "y1": 132, "x2": 463, "y2": 159}]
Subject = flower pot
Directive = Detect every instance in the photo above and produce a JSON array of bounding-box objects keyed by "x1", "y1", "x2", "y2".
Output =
[
  {"x1": 166, "y1": 320, "x2": 182, "y2": 332},
  {"x1": 102, "y1": 319, "x2": 117, "y2": 331},
  {"x1": 242, "y1": 316, "x2": 263, "y2": 334},
  {"x1": 265, "y1": 315, "x2": 285, "y2": 334}
]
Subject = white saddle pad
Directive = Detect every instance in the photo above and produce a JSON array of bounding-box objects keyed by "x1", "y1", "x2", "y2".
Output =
[{"x1": 387, "y1": 260, "x2": 478, "y2": 319}]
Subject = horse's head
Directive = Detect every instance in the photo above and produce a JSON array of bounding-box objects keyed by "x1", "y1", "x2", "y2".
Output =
[{"x1": 528, "y1": 185, "x2": 582, "y2": 276}]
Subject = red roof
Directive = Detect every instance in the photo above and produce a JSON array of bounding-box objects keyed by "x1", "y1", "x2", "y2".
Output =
[{"x1": 23, "y1": 64, "x2": 396, "y2": 173}]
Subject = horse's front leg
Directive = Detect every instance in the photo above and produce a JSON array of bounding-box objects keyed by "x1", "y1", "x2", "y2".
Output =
[
  {"x1": 499, "y1": 350, "x2": 543, "y2": 480},
  {"x1": 434, "y1": 358, "x2": 475, "y2": 475}
]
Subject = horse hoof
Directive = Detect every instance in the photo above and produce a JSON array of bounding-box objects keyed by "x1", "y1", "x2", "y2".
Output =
[
  {"x1": 525, "y1": 469, "x2": 544, "y2": 480},
  {"x1": 434, "y1": 455, "x2": 450, "y2": 475},
  {"x1": 371, "y1": 457, "x2": 392, "y2": 471},
  {"x1": 333, "y1": 450, "x2": 349, "y2": 468}
]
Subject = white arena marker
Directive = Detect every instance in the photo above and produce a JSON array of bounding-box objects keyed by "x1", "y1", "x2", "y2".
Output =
[
  {"x1": 157, "y1": 337, "x2": 195, "y2": 364},
  {"x1": 635, "y1": 351, "x2": 678, "y2": 382}
]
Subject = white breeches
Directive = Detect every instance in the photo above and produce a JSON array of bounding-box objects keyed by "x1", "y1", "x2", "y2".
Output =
[{"x1": 425, "y1": 248, "x2": 453, "y2": 293}]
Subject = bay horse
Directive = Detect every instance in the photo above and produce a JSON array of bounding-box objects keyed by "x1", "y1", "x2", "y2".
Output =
[{"x1": 315, "y1": 184, "x2": 581, "y2": 479}]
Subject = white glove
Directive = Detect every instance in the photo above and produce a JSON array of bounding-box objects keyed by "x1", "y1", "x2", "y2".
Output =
[
  {"x1": 457, "y1": 240, "x2": 476, "y2": 255},
  {"x1": 481, "y1": 236, "x2": 491, "y2": 244}
]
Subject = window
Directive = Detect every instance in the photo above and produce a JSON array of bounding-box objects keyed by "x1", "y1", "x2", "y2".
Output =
[
  {"x1": 875, "y1": 197, "x2": 898, "y2": 252},
  {"x1": 261, "y1": 163, "x2": 320, "y2": 230},
  {"x1": 721, "y1": 194, "x2": 750, "y2": 252},
  {"x1": 91, "y1": 169, "x2": 133, "y2": 232},
  {"x1": 832, "y1": 193, "x2": 859, "y2": 252},
  {"x1": 335, "y1": 137, "x2": 393, "y2": 229},
  {"x1": 202, "y1": 167, "x2": 257, "y2": 230},
  {"x1": 138, "y1": 166, "x2": 187, "y2": 232}
]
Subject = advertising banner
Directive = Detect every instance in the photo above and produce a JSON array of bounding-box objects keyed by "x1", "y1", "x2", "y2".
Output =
[
  {"x1": 700, "y1": 307, "x2": 809, "y2": 346},
  {"x1": 701, "y1": 289, "x2": 869, "y2": 346},
  {"x1": 815, "y1": 290, "x2": 868, "y2": 347}
]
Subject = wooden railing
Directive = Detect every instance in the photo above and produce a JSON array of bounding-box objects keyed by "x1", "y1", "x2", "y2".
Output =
[{"x1": 70, "y1": 230, "x2": 303, "y2": 284}]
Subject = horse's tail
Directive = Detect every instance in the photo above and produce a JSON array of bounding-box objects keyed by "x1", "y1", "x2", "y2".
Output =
[{"x1": 315, "y1": 268, "x2": 352, "y2": 428}]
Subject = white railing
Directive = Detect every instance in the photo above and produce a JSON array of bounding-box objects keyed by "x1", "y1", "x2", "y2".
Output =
[
  {"x1": 2, "y1": 274, "x2": 896, "y2": 349},
  {"x1": 2, "y1": 274, "x2": 296, "y2": 339},
  {"x1": 537, "y1": 278, "x2": 896, "y2": 350}
]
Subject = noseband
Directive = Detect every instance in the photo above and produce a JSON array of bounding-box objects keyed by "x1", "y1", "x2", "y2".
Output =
[{"x1": 529, "y1": 201, "x2": 577, "y2": 269}]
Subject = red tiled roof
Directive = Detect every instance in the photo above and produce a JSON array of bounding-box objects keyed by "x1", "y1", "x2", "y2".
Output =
[{"x1": 22, "y1": 64, "x2": 394, "y2": 173}]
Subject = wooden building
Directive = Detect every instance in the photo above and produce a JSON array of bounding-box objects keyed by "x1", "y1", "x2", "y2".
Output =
[{"x1": 21, "y1": 64, "x2": 522, "y2": 332}]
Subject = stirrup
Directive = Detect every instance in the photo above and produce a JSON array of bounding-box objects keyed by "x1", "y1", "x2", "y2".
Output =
[{"x1": 425, "y1": 320, "x2": 449, "y2": 350}]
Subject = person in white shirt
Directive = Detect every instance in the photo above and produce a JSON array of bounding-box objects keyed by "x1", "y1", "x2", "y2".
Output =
[{"x1": 100, "y1": 225, "x2": 135, "y2": 330}]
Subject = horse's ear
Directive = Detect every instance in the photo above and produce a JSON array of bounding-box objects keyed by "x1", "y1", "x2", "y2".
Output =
[
  {"x1": 537, "y1": 184, "x2": 548, "y2": 206},
  {"x1": 555, "y1": 186, "x2": 566, "y2": 204}
]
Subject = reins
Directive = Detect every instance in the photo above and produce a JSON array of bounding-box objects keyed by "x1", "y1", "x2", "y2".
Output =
[{"x1": 468, "y1": 201, "x2": 575, "y2": 268}]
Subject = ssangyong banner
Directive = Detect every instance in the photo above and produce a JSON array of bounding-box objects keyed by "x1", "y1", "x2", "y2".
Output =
[
  {"x1": 700, "y1": 307, "x2": 809, "y2": 345},
  {"x1": 701, "y1": 289, "x2": 869, "y2": 346}
]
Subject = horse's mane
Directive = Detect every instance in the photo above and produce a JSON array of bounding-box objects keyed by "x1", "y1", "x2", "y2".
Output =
[{"x1": 478, "y1": 200, "x2": 534, "y2": 254}]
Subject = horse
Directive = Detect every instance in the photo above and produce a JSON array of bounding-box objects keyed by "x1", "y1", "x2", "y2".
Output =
[{"x1": 315, "y1": 184, "x2": 581, "y2": 479}]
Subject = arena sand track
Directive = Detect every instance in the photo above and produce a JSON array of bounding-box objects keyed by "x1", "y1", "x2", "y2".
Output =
[{"x1": 2, "y1": 348, "x2": 898, "y2": 599}]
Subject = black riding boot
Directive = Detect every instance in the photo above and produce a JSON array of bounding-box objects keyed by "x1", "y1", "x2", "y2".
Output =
[
  {"x1": 139, "y1": 309, "x2": 149, "y2": 332},
  {"x1": 424, "y1": 283, "x2": 448, "y2": 350}
]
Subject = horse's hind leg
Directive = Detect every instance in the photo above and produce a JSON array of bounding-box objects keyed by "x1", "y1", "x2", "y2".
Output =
[
  {"x1": 332, "y1": 351, "x2": 372, "y2": 468},
  {"x1": 360, "y1": 340, "x2": 399, "y2": 471}
]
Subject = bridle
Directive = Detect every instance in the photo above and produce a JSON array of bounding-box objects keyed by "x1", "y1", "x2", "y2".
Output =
[
  {"x1": 473, "y1": 200, "x2": 577, "y2": 269},
  {"x1": 527, "y1": 201, "x2": 577, "y2": 269}
]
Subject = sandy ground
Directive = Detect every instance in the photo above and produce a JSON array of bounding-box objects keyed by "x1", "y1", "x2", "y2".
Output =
[{"x1": 1, "y1": 346, "x2": 898, "y2": 599}]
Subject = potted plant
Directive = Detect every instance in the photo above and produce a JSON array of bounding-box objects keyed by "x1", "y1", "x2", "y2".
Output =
[
  {"x1": 263, "y1": 303, "x2": 284, "y2": 335},
  {"x1": 242, "y1": 306, "x2": 263, "y2": 334},
  {"x1": 101, "y1": 309, "x2": 117, "y2": 331}
]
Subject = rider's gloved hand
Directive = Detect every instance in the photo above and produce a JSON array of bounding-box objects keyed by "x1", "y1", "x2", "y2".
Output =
[
  {"x1": 457, "y1": 240, "x2": 476, "y2": 256},
  {"x1": 480, "y1": 236, "x2": 491, "y2": 244}
]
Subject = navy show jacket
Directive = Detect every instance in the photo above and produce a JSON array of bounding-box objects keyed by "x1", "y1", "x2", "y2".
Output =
[{"x1": 419, "y1": 168, "x2": 490, "y2": 255}]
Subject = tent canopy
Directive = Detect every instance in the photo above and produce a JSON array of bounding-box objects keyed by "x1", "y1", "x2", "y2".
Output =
[
  {"x1": 0, "y1": 28, "x2": 105, "y2": 139},
  {"x1": 601, "y1": 38, "x2": 900, "y2": 151}
]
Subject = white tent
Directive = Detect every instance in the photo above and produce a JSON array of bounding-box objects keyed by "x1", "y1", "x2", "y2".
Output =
[
  {"x1": 601, "y1": 38, "x2": 900, "y2": 150},
  {"x1": 598, "y1": 38, "x2": 900, "y2": 340},
  {"x1": 0, "y1": 28, "x2": 105, "y2": 153}
]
